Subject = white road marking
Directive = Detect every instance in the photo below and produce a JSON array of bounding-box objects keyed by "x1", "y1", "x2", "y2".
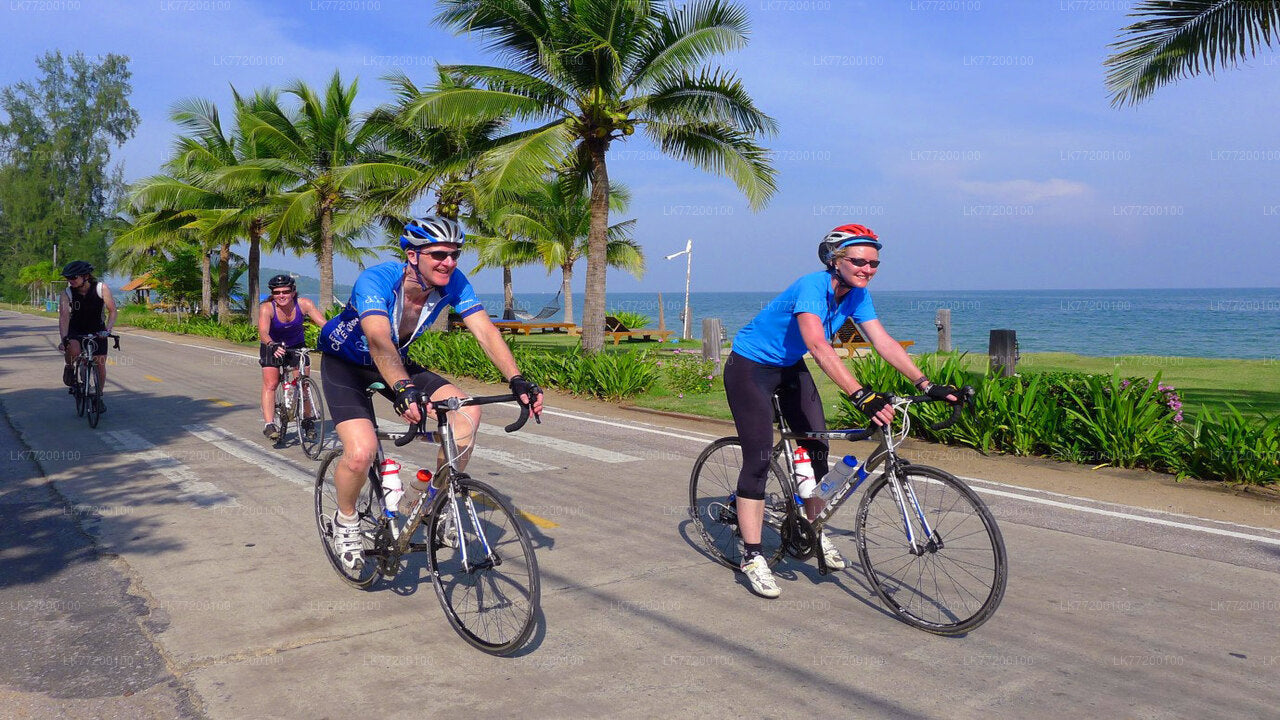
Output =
[
  {"x1": 183, "y1": 424, "x2": 314, "y2": 491},
  {"x1": 960, "y1": 477, "x2": 1280, "y2": 547},
  {"x1": 101, "y1": 429, "x2": 237, "y2": 507},
  {"x1": 474, "y1": 420, "x2": 639, "y2": 463}
]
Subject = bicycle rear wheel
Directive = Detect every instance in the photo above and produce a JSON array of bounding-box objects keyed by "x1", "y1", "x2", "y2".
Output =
[
  {"x1": 688, "y1": 437, "x2": 789, "y2": 570},
  {"x1": 297, "y1": 376, "x2": 326, "y2": 460},
  {"x1": 74, "y1": 362, "x2": 88, "y2": 417},
  {"x1": 427, "y1": 477, "x2": 539, "y2": 656},
  {"x1": 273, "y1": 382, "x2": 289, "y2": 445},
  {"x1": 856, "y1": 465, "x2": 1007, "y2": 635},
  {"x1": 314, "y1": 448, "x2": 384, "y2": 588},
  {"x1": 85, "y1": 365, "x2": 101, "y2": 428}
]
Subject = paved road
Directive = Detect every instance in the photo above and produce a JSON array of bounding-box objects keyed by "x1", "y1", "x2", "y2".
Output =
[{"x1": 2, "y1": 310, "x2": 1278, "y2": 719}]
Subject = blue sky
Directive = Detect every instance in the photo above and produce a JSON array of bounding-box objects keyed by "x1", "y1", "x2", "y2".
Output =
[{"x1": 3, "y1": 0, "x2": 1279, "y2": 294}]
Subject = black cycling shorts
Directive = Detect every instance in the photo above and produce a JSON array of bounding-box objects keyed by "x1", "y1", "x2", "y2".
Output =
[
  {"x1": 723, "y1": 351, "x2": 830, "y2": 500},
  {"x1": 68, "y1": 334, "x2": 110, "y2": 358},
  {"x1": 259, "y1": 343, "x2": 305, "y2": 368},
  {"x1": 321, "y1": 353, "x2": 452, "y2": 425}
]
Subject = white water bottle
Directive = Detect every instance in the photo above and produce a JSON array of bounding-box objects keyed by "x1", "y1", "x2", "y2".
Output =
[
  {"x1": 817, "y1": 454, "x2": 862, "y2": 504},
  {"x1": 794, "y1": 447, "x2": 817, "y2": 498},
  {"x1": 379, "y1": 457, "x2": 404, "y2": 516}
]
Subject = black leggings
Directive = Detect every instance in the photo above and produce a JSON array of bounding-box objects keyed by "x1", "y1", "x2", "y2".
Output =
[{"x1": 724, "y1": 352, "x2": 830, "y2": 500}]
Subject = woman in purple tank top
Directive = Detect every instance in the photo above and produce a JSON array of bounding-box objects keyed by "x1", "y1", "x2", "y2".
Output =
[{"x1": 257, "y1": 274, "x2": 327, "y2": 440}]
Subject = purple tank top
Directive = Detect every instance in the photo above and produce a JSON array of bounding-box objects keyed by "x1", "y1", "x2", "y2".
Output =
[{"x1": 269, "y1": 303, "x2": 306, "y2": 346}]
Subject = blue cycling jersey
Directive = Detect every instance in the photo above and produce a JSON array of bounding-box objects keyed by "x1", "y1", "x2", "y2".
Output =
[
  {"x1": 319, "y1": 261, "x2": 485, "y2": 366},
  {"x1": 732, "y1": 270, "x2": 876, "y2": 366}
]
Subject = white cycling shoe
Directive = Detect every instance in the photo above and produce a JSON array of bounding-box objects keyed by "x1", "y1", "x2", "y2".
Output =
[
  {"x1": 819, "y1": 530, "x2": 847, "y2": 571},
  {"x1": 740, "y1": 554, "x2": 781, "y2": 599},
  {"x1": 331, "y1": 514, "x2": 364, "y2": 572}
]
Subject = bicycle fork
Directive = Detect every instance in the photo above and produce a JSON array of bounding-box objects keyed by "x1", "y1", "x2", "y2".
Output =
[{"x1": 884, "y1": 469, "x2": 941, "y2": 556}]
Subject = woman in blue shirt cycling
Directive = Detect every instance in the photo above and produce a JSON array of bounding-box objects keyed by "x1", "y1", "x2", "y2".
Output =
[{"x1": 724, "y1": 224, "x2": 958, "y2": 598}]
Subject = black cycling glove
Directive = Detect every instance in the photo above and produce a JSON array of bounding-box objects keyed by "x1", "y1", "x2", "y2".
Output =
[
  {"x1": 508, "y1": 374, "x2": 541, "y2": 404},
  {"x1": 392, "y1": 380, "x2": 425, "y2": 416},
  {"x1": 925, "y1": 383, "x2": 962, "y2": 402},
  {"x1": 849, "y1": 387, "x2": 890, "y2": 419}
]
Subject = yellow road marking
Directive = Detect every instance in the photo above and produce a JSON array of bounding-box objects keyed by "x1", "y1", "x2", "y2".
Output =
[
  {"x1": 473, "y1": 495, "x2": 559, "y2": 529},
  {"x1": 206, "y1": 398, "x2": 234, "y2": 407},
  {"x1": 144, "y1": 375, "x2": 163, "y2": 383}
]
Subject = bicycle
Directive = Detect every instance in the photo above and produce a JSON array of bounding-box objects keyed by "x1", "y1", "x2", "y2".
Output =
[
  {"x1": 688, "y1": 387, "x2": 1007, "y2": 635},
  {"x1": 66, "y1": 332, "x2": 119, "y2": 429},
  {"x1": 314, "y1": 385, "x2": 540, "y2": 655},
  {"x1": 272, "y1": 348, "x2": 327, "y2": 459}
]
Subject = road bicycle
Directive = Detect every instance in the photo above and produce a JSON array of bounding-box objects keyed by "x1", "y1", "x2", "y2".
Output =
[
  {"x1": 272, "y1": 348, "x2": 327, "y2": 459},
  {"x1": 66, "y1": 332, "x2": 119, "y2": 429},
  {"x1": 314, "y1": 385, "x2": 540, "y2": 655},
  {"x1": 688, "y1": 387, "x2": 1007, "y2": 635}
]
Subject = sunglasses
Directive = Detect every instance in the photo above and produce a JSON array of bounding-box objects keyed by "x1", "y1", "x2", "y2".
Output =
[
  {"x1": 420, "y1": 249, "x2": 461, "y2": 262},
  {"x1": 842, "y1": 257, "x2": 881, "y2": 268},
  {"x1": 271, "y1": 289, "x2": 293, "y2": 296}
]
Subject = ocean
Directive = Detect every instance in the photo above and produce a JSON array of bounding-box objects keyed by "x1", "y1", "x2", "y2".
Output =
[{"x1": 472, "y1": 287, "x2": 1280, "y2": 360}]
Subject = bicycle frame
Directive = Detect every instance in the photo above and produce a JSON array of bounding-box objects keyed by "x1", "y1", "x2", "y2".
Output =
[{"x1": 772, "y1": 395, "x2": 941, "y2": 559}]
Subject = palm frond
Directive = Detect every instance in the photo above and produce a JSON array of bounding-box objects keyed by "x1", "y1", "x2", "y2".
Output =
[
  {"x1": 1106, "y1": 0, "x2": 1280, "y2": 106},
  {"x1": 646, "y1": 121, "x2": 777, "y2": 210},
  {"x1": 628, "y1": 0, "x2": 750, "y2": 89},
  {"x1": 638, "y1": 67, "x2": 778, "y2": 135}
]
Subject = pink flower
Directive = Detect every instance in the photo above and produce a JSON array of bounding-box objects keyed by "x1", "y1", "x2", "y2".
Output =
[{"x1": 678, "y1": 393, "x2": 684, "y2": 398}]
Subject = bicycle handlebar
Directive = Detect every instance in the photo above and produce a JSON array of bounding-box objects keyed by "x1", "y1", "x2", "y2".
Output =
[
  {"x1": 392, "y1": 392, "x2": 536, "y2": 447},
  {"x1": 68, "y1": 332, "x2": 120, "y2": 350},
  {"x1": 836, "y1": 385, "x2": 975, "y2": 442}
]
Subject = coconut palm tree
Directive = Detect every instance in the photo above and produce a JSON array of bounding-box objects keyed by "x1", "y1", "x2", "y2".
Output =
[
  {"x1": 1106, "y1": 0, "x2": 1280, "y2": 106},
  {"x1": 225, "y1": 71, "x2": 420, "y2": 307},
  {"x1": 425, "y1": 0, "x2": 777, "y2": 352},
  {"x1": 497, "y1": 176, "x2": 641, "y2": 325}
]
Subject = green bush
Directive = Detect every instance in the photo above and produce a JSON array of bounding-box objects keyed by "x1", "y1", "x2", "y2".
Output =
[
  {"x1": 1167, "y1": 405, "x2": 1280, "y2": 485},
  {"x1": 660, "y1": 349, "x2": 717, "y2": 395},
  {"x1": 609, "y1": 310, "x2": 652, "y2": 329},
  {"x1": 406, "y1": 331, "x2": 658, "y2": 400}
]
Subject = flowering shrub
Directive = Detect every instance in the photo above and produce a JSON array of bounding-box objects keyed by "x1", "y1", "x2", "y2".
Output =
[{"x1": 661, "y1": 348, "x2": 717, "y2": 395}]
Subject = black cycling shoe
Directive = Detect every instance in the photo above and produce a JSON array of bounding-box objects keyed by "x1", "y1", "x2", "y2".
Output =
[
  {"x1": 63, "y1": 365, "x2": 75, "y2": 387},
  {"x1": 263, "y1": 423, "x2": 280, "y2": 440},
  {"x1": 94, "y1": 396, "x2": 106, "y2": 413}
]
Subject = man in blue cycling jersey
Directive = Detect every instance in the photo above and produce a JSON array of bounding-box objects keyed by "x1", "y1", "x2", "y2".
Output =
[{"x1": 318, "y1": 215, "x2": 544, "y2": 571}]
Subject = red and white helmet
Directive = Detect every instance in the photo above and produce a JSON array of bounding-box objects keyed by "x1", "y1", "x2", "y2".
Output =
[{"x1": 818, "y1": 223, "x2": 881, "y2": 267}]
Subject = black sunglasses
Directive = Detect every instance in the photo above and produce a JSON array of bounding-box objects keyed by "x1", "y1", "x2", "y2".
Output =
[
  {"x1": 843, "y1": 257, "x2": 881, "y2": 268},
  {"x1": 420, "y1": 249, "x2": 461, "y2": 262}
]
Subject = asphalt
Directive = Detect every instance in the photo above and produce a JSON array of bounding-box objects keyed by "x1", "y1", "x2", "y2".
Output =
[{"x1": 1, "y1": 308, "x2": 1278, "y2": 719}]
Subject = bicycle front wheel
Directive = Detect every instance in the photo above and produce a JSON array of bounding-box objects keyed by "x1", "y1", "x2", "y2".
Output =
[
  {"x1": 427, "y1": 478, "x2": 539, "y2": 656},
  {"x1": 688, "y1": 437, "x2": 789, "y2": 570},
  {"x1": 297, "y1": 376, "x2": 326, "y2": 460},
  {"x1": 85, "y1": 365, "x2": 101, "y2": 428},
  {"x1": 74, "y1": 363, "x2": 88, "y2": 417},
  {"x1": 273, "y1": 382, "x2": 289, "y2": 445},
  {"x1": 314, "y1": 448, "x2": 384, "y2": 588},
  {"x1": 856, "y1": 465, "x2": 1007, "y2": 635}
]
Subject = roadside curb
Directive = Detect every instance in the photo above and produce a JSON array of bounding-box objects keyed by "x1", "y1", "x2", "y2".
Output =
[{"x1": 620, "y1": 404, "x2": 735, "y2": 428}]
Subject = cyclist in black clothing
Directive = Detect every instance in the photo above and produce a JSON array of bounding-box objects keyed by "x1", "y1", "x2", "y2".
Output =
[{"x1": 58, "y1": 261, "x2": 117, "y2": 413}]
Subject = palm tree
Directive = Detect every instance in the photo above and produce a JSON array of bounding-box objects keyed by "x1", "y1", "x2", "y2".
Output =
[
  {"x1": 1106, "y1": 1, "x2": 1280, "y2": 106},
  {"x1": 497, "y1": 176, "x2": 641, "y2": 325},
  {"x1": 466, "y1": 195, "x2": 540, "y2": 318},
  {"x1": 225, "y1": 71, "x2": 420, "y2": 307},
  {"x1": 426, "y1": 0, "x2": 777, "y2": 352}
]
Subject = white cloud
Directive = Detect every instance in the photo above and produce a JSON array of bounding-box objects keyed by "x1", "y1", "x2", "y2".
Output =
[{"x1": 955, "y1": 178, "x2": 1092, "y2": 204}]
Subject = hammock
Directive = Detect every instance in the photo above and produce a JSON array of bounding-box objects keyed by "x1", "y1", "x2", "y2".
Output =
[{"x1": 505, "y1": 290, "x2": 562, "y2": 321}]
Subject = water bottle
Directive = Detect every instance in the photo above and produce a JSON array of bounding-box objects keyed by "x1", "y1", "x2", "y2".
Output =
[
  {"x1": 794, "y1": 447, "x2": 817, "y2": 498},
  {"x1": 379, "y1": 458, "x2": 404, "y2": 516},
  {"x1": 817, "y1": 455, "x2": 865, "y2": 505}
]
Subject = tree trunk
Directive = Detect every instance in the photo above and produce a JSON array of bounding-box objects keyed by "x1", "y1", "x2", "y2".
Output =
[
  {"x1": 247, "y1": 218, "x2": 262, "y2": 312},
  {"x1": 503, "y1": 265, "x2": 514, "y2": 319},
  {"x1": 561, "y1": 263, "x2": 574, "y2": 326},
  {"x1": 200, "y1": 251, "x2": 212, "y2": 318},
  {"x1": 319, "y1": 206, "x2": 334, "y2": 310},
  {"x1": 581, "y1": 139, "x2": 611, "y2": 354},
  {"x1": 216, "y1": 241, "x2": 231, "y2": 324}
]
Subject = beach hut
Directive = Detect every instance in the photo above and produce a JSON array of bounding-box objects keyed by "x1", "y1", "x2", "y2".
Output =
[{"x1": 121, "y1": 272, "x2": 156, "y2": 305}]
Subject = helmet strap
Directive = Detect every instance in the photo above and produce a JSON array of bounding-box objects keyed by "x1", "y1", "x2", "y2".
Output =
[{"x1": 828, "y1": 264, "x2": 853, "y2": 290}]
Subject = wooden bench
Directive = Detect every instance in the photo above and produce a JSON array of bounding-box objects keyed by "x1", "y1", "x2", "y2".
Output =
[
  {"x1": 604, "y1": 316, "x2": 674, "y2": 345},
  {"x1": 493, "y1": 321, "x2": 579, "y2": 335},
  {"x1": 835, "y1": 318, "x2": 914, "y2": 351}
]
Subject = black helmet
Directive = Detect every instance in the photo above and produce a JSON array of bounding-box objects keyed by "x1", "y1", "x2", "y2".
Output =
[
  {"x1": 61, "y1": 261, "x2": 94, "y2": 278},
  {"x1": 267, "y1": 274, "x2": 296, "y2": 291}
]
